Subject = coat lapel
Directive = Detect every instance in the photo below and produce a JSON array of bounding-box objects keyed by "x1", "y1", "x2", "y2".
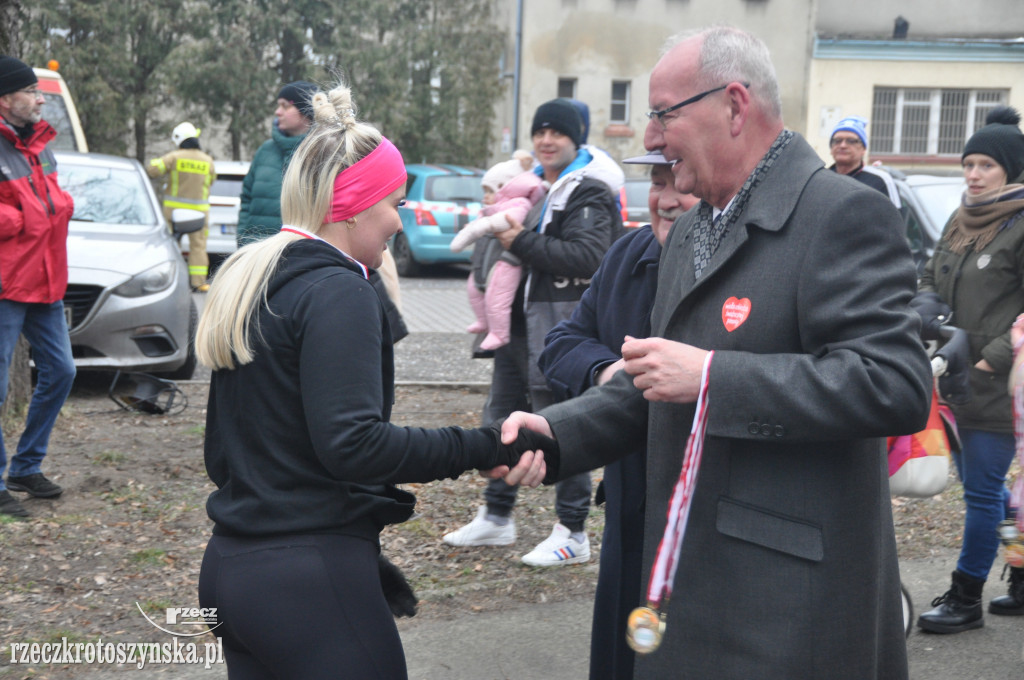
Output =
[{"x1": 653, "y1": 134, "x2": 826, "y2": 335}]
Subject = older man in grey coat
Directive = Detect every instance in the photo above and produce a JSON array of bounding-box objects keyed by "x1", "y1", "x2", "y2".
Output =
[{"x1": 499, "y1": 26, "x2": 932, "y2": 680}]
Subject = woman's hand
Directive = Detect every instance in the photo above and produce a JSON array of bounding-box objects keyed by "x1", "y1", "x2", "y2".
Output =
[{"x1": 975, "y1": 358, "x2": 995, "y2": 373}]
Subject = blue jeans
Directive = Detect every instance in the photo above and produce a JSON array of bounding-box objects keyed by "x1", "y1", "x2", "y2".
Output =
[
  {"x1": 952, "y1": 427, "x2": 1015, "y2": 581},
  {"x1": 481, "y1": 332, "x2": 592, "y2": 528},
  {"x1": 0, "y1": 300, "x2": 76, "y2": 491}
]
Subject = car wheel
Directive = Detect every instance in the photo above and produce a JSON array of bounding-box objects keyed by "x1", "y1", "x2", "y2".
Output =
[
  {"x1": 162, "y1": 300, "x2": 197, "y2": 381},
  {"x1": 392, "y1": 233, "x2": 422, "y2": 277}
]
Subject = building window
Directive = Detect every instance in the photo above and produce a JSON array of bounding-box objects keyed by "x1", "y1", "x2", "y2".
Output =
[
  {"x1": 611, "y1": 80, "x2": 630, "y2": 124},
  {"x1": 871, "y1": 87, "x2": 1008, "y2": 155},
  {"x1": 557, "y1": 78, "x2": 577, "y2": 100}
]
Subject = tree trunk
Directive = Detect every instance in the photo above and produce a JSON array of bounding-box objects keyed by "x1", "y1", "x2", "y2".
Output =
[{"x1": 1, "y1": 336, "x2": 31, "y2": 428}]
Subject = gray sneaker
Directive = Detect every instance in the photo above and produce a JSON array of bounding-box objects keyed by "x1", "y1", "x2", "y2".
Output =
[{"x1": 443, "y1": 506, "x2": 516, "y2": 547}]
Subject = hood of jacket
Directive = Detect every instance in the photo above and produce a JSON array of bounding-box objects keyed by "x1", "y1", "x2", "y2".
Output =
[
  {"x1": 270, "y1": 120, "x2": 308, "y2": 155},
  {"x1": 537, "y1": 144, "x2": 624, "y2": 233},
  {"x1": 0, "y1": 117, "x2": 56, "y2": 155},
  {"x1": 266, "y1": 237, "x2": 366, "y2": 301}
]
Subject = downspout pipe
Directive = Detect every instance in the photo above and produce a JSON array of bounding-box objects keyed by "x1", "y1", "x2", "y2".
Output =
[{"x1": 512, "y1": 0, "x2": 523, "y2": 150}]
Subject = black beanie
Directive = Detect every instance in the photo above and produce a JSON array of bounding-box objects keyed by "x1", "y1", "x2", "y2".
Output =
[
  {"x1": 277, "y1": 81, "x2": 318, "y2": 120},
  {"x1": 962, "y1": 106, "x2": 1024, "y2": 183},
  {"x1": 531, "y1": 99, "x2": 584, "y2": 148},
  {"x1": 0, "y1": 55, "x2": 37, "y2": 97}
]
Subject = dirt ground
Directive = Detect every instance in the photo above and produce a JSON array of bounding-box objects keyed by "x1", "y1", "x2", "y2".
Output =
[{"x1": 0, "y1": 375, "x2": 985, "y2": 678}]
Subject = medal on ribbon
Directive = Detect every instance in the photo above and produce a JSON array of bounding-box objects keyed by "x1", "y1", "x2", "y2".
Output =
[
  {"x1": 626, "y1": 352, "x2": 713, "y2": 655},
  {"x1": 626, "y1": 605, "x2": 665, "y2": 653}
]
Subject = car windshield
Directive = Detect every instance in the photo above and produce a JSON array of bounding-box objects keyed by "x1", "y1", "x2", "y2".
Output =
[
  {"x1": 210, "y1": 177, "x2": 244, "y2": 198},
  {"x1": 425, "y1": 175, "x2": 483, "y2": 202},
  {"x1": 40, "y1": 92, "x2": 76, "y2": 152},
  {"x1": 58, "y1": 163, "x2": 158, "y2": 225},
  {"x1": 914, "y1": 182, "x2": 963, "y2": 229}
]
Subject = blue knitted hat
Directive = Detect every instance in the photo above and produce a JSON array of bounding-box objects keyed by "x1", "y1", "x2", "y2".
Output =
[{"x1": 830, "y1": 116, "x2": 869, "y2": 147}]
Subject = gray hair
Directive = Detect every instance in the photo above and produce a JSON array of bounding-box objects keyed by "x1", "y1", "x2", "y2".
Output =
[{"x1": 663, "y1": 25, "x2": 782, "y2": 120}]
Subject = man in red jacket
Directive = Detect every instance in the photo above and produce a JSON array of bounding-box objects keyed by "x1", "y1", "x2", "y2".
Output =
[{"x1": 0, "y1": 56, "x2": 76, "y2": 519}]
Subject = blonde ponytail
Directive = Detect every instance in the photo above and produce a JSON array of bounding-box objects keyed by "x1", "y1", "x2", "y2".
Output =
[{"x1": 196, "y1": 78, "x2": 390, "y2": 371}]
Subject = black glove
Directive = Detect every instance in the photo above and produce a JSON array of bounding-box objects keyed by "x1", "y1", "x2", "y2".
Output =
[
  {"x1": 378, "y1": 554, "x2": 417, "y2": 618},
  {"x1": 488, "y1": 421, "x2": 561, "y2": 479},
  {"x1": 910, "y1": 291, "x2": 952, "y2": 341},
  {"x1": 935, "y1": 328, "x2": 972, "y2": 406}
]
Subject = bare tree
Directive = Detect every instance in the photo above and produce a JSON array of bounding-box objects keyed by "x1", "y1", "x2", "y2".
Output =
[
  {"x1": 1, "y1": 338, "x2": 31, "y2": 432},
  {"x1": 0, "y1": 0, "x2": 20, "y2": 55}
]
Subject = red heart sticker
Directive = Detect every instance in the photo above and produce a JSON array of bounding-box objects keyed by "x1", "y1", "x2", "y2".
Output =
[{"x1": 722, "y1": 297, "x2": 751, "y2": 332}]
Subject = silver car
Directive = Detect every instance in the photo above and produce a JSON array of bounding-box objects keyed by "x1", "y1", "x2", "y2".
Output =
[
  {"x1": 56, "y1": 151, "x2": 202, "y2": 379},
  {"x1": 890, "y1": 170, "x2": 965, "y2": 274}
]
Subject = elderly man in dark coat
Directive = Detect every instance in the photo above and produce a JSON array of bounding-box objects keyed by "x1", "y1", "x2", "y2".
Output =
[{"x1": 500, "y1": 25, "x2": 932, "y2": 680}]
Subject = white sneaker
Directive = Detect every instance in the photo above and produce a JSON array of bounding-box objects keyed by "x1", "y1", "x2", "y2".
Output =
[
  {"x1": 521, "y1": 523, "x2": 590, "y2": 567},
  {"x1": 443, "y1": 506, "x2": 516, "y2": 547}
]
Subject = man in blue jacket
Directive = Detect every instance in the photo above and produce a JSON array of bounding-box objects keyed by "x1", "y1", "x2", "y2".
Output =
[
  {"x1": 443, "y1": 99, "x2": 624, "y2": 566},
  {"x1": 539, "y1": 151, "x2": 695, "y2": 680}
]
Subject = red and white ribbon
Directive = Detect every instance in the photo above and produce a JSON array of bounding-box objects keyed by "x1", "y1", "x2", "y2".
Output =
[
  {"x1": 401, "y1": 201, "x2": 478, "y2": 216},
  {"x1": 646, "y1": 351, "x2": 714, "y2": 609}
]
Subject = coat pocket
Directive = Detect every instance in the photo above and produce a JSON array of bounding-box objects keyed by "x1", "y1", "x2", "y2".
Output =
[{"x1": 716, "y1": 497, "x2": 823, "y2": 562}]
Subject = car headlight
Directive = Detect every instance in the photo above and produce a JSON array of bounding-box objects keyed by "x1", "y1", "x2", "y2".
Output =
[{"x1": 112, "y1": 261, "x2": 176, "y2": 297}]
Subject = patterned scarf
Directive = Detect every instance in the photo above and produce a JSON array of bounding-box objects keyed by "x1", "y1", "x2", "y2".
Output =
[
  {"x1": 944, "y1": 184, "x2": 1024, "y2": 255},
  {"x1": 692, "y1": 130, "x2": 795, "y2": 278}
]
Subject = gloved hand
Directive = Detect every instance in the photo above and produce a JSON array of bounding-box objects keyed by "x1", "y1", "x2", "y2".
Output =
[
  {"x1": 910, "y1": 291, "x2": 952, "y2": 340},
  {"x1": 378, "y1": 554, "x2": 417, "y2": 618},
  {"x1": 488, "y1": 421, "x2": 560, "y2": 478},
  {"x1": 935, "y1": 328, "x2": 972, "y2": 405}
]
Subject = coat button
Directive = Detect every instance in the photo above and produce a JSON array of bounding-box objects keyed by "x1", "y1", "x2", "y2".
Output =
[
  {"x1": 760, "y1": 424, "x2": 772, "y2": 437},
  {"x1": 774, "y1": 425, "x2": 785, "y2": 437},
  {"x1": 748, "y1": 422, "x2": 760, "y2": 435}
]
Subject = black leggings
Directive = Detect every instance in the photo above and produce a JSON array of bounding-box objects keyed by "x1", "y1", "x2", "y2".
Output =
[{"x1": 199, "y1": 533, "x2": 407, "y2": 679}]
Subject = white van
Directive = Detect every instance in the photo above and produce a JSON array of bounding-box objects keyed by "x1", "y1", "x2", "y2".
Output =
[{"x1": 33, "y1": 67, "x2": 88, "y2": 152}]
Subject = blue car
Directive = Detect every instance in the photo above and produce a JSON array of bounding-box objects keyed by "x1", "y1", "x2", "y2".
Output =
[{"x1": 390, "y1": 164, "x2": 484, "y2": 276}]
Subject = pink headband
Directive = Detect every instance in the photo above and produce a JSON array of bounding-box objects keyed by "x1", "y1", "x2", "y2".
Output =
[{"x1": 326, "y1": 137, "x2": 406, "y2": 223}]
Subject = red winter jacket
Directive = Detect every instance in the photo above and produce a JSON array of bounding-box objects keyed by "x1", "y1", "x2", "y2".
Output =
[{"x1": 0, "y1": 119, "x2": 74, "y2": 303}]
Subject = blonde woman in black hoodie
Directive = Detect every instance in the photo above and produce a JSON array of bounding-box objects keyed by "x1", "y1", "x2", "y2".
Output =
[
  {"x1": 194, "y1": 81, "x2": 550, "y2": 679},
  {"x1": 916, "y1": 106, "x2": 1024, "y2": 634}
]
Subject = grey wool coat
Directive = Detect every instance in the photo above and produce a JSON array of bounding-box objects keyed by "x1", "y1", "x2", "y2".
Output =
[{"x1": 540, "y1": 134, "x2": 932, "y2": 680}]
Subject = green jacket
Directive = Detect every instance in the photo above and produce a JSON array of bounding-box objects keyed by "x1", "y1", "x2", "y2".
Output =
[
  {"x1": 236, "y1": 123, "x2": 306, "y2": 247},
  {"x1": 919, "y1": 207, "x2": 1024, "y2": 432}
]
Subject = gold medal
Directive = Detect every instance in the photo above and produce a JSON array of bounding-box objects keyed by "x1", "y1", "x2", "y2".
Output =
[{"x1": 626, "y1": 605, "x2": 665, "y2": 654}]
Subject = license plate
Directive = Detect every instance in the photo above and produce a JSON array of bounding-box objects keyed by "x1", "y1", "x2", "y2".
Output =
[{"x1": 220, "y1": 224, "x2": 236, "y2": 234}]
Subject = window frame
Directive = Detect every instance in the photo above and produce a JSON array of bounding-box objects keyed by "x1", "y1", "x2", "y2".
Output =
[
  {"x1": 610, "y1": 80, "x2": 630, "y2": 124},
  {"x1": 557, "y1": 77, "x2": 577, "y2": 100},
  {"x1": 871, "y1": 86, "x2": 1008, "y2": 156}
]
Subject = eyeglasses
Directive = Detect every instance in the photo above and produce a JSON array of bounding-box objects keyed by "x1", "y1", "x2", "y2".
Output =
[
  {"x1": 646, "y1": 82, "x2": 749, "y2": 129},
  {"x1": 18, "y1": 87, "x2": 43, "y2": 99},
  {"x1": 829, "y1": 136, "x2": 863, "y2": 147}
]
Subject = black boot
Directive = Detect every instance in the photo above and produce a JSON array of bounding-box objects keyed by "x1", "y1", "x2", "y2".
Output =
[
  {"x1": 988, "y1": 565, "x2": 1024, "y2": 616},
  {"x1": 917, "y1": 570, "x2": 985, "y2": 633}
]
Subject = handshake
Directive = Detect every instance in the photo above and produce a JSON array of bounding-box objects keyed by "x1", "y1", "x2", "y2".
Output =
[{"x1": 486, "y1": 419, "x2": 559, "y2": 484}]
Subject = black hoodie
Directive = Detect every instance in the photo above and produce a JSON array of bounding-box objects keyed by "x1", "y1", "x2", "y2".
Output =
[{"x1": 204, "y1": 239, "x2": 497, "y2": 538}]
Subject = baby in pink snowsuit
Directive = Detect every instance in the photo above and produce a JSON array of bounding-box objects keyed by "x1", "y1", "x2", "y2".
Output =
[{"x1": 451, "y1": 150, "x2": 546, "y2": 350}]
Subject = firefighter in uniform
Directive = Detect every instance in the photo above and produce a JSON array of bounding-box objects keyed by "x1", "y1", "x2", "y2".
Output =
[{"x1": 148, "y1": 122, "x2": 216, "y2": 291}]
